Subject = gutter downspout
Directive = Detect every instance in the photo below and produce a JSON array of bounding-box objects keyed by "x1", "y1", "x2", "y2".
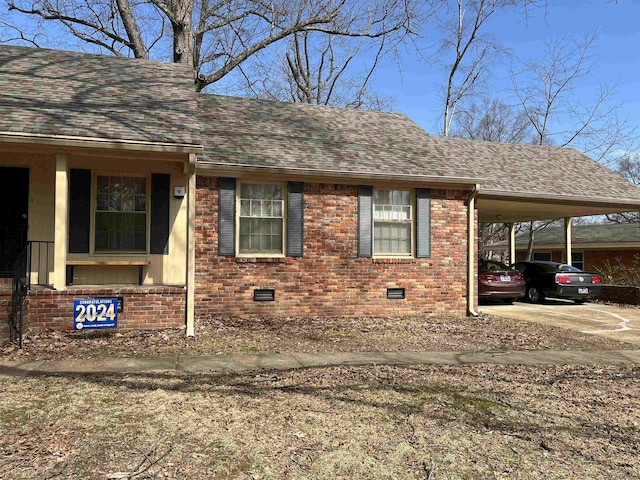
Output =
[
  {"x1": 467, "y1": 185, "x2": 480, "y2": 317},
  {"x1": 186, "y1": 154, "x2": 197, "y2": 337}
]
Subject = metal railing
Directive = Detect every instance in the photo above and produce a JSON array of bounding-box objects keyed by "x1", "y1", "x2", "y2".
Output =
[
  {"x1": 9, "y1": 246, "x2": 28, "y2": 348},
  {"x1": 7, "y1": 241, "x2": 54, "y2": 348},
  {"x1": 27, "y1": 241, "x2": 54, "y2": 288}
]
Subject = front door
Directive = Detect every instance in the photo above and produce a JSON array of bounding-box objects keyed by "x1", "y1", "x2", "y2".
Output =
[{"x1": 0, "y1": 167, "x2": 29, "y2": 277}]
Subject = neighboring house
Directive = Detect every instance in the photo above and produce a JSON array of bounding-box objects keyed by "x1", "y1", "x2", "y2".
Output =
[
  {"x1": 3, "y1": 44, "x2": 640, "y2": 342},
  {"x1": 485, "y1": 223, "x2": 640, "y2": 272}
]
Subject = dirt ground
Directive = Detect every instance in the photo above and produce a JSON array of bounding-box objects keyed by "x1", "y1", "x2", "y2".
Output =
[
  {"x1": 2, "y1": 313, "x2": 635, "y2": 362},
  {"x1": 1, "y1": 363, "x2": 639, "y2": 479}
]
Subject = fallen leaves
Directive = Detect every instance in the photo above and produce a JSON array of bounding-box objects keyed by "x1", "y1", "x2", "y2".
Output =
[{"x1": 2, "y1": 314, "x2": 631, "y2": 363}]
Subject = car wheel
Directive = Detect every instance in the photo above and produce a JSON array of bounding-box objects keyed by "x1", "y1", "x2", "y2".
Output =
[
  {"x1": 526, "y1": 287, "x2": 543, "y2": 303},
  {"x1": 503, "y1": 298, "x2": 515, "y2": 305}
]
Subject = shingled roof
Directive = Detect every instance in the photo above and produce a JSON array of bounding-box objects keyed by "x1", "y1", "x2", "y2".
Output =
[
  {"x1": 197, "y1": 94, "x2": 640, "y2": 205},
  {"x1": 0, "y1": 45, "x2": 199, "y2": 147},
  {"x1": 2, "y1": 45, "x2": 640, "y2": 212},
  {"x1": 511, "y1": 223, "x2": 640, "y2": 247},
  {"x1": 197, "y1": 94, "x2": 484, "y2": 183},
  {"x1": 461, "y1": 138, "x2": 640, "y2": 201}
]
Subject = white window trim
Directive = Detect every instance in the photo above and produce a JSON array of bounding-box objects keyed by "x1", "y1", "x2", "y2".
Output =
[
  {"x1": 372, "y1": 188, "x2": 415, "y2": 259},
  {"x1": 235, "y1": 181, "x2": 287, "y2": 258},
  {"x1": 90, "y1": 172, "x2": 151, "y2": 255}
]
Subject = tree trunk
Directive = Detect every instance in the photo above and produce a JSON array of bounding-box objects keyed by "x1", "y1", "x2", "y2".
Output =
[
  {"x1": 171, "y1": 0, "x2": 194, "y2": 67},
  {"x1": 115, "y1": 0, "x2": 147, "y2": 59},
  {"x1": 526, "y1": 221, "x2": 535, "y2": 261}
]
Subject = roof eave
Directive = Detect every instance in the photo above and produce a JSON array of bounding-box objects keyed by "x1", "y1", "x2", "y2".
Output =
[
  {"x1": 0, "y1": 131, "x2": 204, "y2": 155},
  {"x1": 479, "y1": 189, "x2": 640, "y2": 209},
  {"x1": 484, "y1": 241, "x2": 640, "y2": 251},
  {"x1": 196, "y1": 161, "x2": 485, "y2": 187}
]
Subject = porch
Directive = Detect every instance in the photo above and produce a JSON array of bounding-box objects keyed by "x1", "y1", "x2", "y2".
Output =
[{"x1": 0, "y1": 144, "x2": 197, "y2": 344}]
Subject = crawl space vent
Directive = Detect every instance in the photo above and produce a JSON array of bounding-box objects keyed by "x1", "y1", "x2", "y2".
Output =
[
  {"x1": 253, "y1": 289, "x2": 275, "y2": 302},
  {"x1": 387, "y1": 288, "x2": 405, "y2": 300}
]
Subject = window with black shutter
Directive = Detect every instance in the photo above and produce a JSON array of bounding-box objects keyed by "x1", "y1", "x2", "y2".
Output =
[{"x1": 358, "y1": 186, "x2": 432, "y2": 259}]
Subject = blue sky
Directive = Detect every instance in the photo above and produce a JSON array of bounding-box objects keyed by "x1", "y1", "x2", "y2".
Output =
[{"x1": 377, "y1": 0, "x2": 640, "y2": 136}]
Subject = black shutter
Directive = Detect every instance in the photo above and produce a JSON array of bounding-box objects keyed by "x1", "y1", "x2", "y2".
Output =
[
  {"x1": 358, "y1": 185, "x2": 373, "y2": 258},
  {"x1": 68, "y1": 169, "x2": 91, "y2": 253},
  {"x1": 218, "y1": 177, "x2": 236, "y2": 256},
  {"x1": 416, "y1": 188, "x2": 431, "y2": 258},
  {"x1": 287, "y1": 182, "x2": 304, "y2": 257},
  {"x1": 150, "y1": 173, "x2": 170, "y2": 255}
]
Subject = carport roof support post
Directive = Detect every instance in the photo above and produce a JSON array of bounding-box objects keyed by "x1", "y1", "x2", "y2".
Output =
[
  {"x1": 565, "y1": 217, "x2": 572, "y2": 266},
  {"x1": 507, "y1": 223, "x2": 516, "y2": 265}
]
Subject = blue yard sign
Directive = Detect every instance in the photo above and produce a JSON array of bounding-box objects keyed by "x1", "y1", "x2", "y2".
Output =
[{"x1": 73, "y1": 298, "x2": 118, "y2": 330}]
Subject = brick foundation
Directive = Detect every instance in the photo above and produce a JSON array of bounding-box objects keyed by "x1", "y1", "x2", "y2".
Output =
[
  {"x1": 2, "y1": 286, "x2": 185, "y2": 341},
  {"x1": 196, "y1": 177, "x2": 472, "y2": 319},
  {"x1": 0, "y1": 291, "x2": 11, "y2": 342}
]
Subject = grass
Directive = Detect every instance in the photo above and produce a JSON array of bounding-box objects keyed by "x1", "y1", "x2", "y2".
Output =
[{"x1": 1, "y1": 363, "x2": 639, "y2": 479}]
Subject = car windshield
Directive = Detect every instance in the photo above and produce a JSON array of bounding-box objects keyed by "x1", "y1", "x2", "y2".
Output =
[{"x1": 479, "y1": 260, "x2": 510, "y2": 271}]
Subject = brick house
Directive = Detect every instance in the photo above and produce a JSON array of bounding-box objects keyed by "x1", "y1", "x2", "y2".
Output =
[
  {"x1": 3, "y1": 44, "x2": 640, "y2": 342},
  {"x1": 485, "y1": 223, "x2": 640, "y2": 272}
]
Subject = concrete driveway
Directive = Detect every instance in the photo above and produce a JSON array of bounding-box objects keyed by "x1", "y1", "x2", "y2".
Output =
[{"x1": 480, "y1": 299, "x2": 640, "y2": 346}]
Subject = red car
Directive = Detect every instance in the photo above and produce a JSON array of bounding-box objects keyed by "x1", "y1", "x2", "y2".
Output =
[{"x1": 478, "y1": 259, "x2": 526, "y2": 304}]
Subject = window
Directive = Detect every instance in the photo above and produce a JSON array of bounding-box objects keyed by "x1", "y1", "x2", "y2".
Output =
[
  {"x1": 373, "y1": 189, "x2": 412, "y2": 256},
  {"x1": 532, "y1": 251, "x2": 552, "y2": 262},
  {"x1": 571, "y1": 251, "x2": 584, "y2": 271},
  {"x1": 238, "y1": 183, "x2": 284, "y2": 254},
  {"x1": 95, "y1": 175, "x2": 147, "y2": 252}
]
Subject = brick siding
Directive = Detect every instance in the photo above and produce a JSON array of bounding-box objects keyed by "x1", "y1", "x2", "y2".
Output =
[
  {"x1": 516, "y1": 248, "x2": 640, "y2": 272},
  {"x1": 196, "y1": 177, "x2": 473, "y2": 319},
  {"x1": 0, "y1": 291, "x2": 10, "y2": 342},
  {"x1": 2, "y1": 286, "x2": 185, "y2": 342},
  {"x1": 584, "y1": 249, "x2": 640, "y2": 272}
]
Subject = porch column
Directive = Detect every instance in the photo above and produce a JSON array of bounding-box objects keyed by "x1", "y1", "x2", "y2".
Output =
[
  {"x1": 507, "y1": 223, "x2": 516, "y2": 265},
  {"x1": 564, "y1": 217, "x2": 572, "y2": 266},
  {"x1": 53, "y1": 154, "x2": 68, "y2": 290},
  {"x1": 185, "y1": 154, "x2": 197, "y2": 337}
]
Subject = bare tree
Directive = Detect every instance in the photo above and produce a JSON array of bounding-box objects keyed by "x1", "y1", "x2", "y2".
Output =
[
  {"x1": 452, "y1": 96, "x2": 532, "y2": 143},
  {"x1": 435, "y1": 0, "x2": 545, "y2": 136},
  {"x1": 512, "y1": 32, "x2": 635, "y2": 159},
  {"x1": 439, "y1": 0, "x2": 500, "y2": 136},
  {"x1": 6, "y1": 0, "x2": 420, "y2": 92},
  {"x1": 606, "y1": 151, "x2": 640, "y2": 223},
  {"x1": 0, "y1": 19, "x2": 45, "y2": 47},
  {"x1": 233, "y1": 28, "x2": 398, "y2": 109},
  {"x1": 510, "y1": 32, "x2": 637, "y2": 259}
]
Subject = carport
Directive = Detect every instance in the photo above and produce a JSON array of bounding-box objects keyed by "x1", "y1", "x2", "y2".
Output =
[
  {"x1": 478, "y1": 192, "x2": 640, "y2": 266},
  {"x1": 453, "y1": 139, "x2": 640, "y2": 316},
  {"x1": 472, "y1": 141, "x2": 640, "y2": 264}
]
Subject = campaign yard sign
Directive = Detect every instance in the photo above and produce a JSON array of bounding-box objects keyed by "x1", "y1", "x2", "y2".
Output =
[{"x1": 73, "y1": 298, "x2": 118, "y2": 330}]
